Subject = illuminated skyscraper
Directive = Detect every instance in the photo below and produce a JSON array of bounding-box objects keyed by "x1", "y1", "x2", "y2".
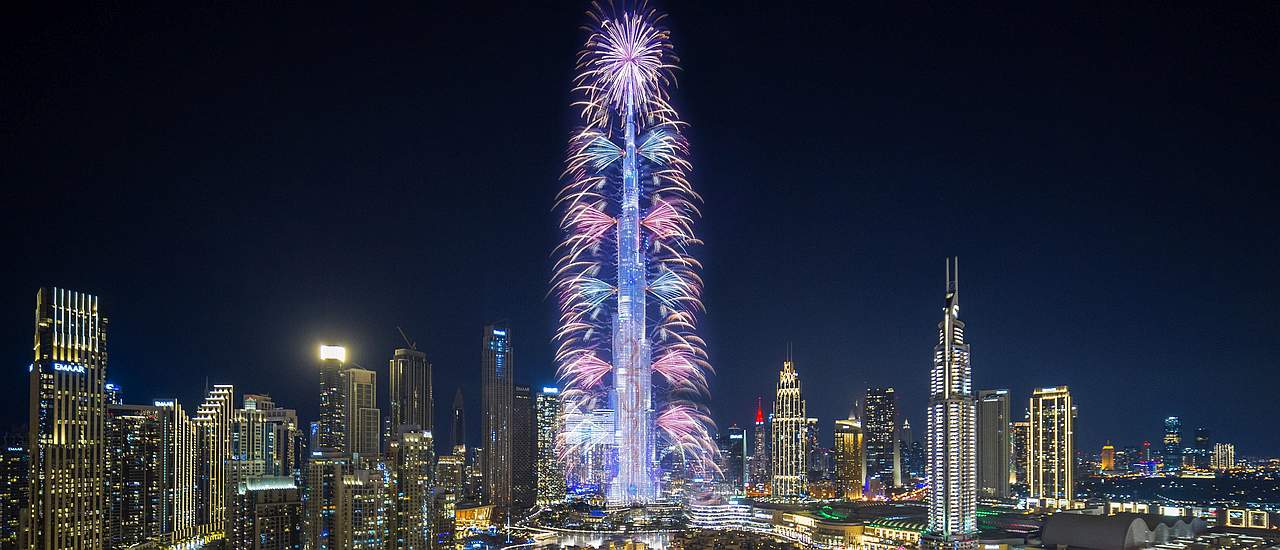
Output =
[
  {"x1": 1192, "y1": 427, "x2": 1212, "y2": 469},
  {"x1": 390, "y1": 348, "x2": 432, "y2": 434},
  {"x1": 535, "y1": 388, "x2": 566, "y2": 506},
  {"x1": 1100, "y1": 444, "x2": 1116, "y2": 472},
  {"x1": 195, "y1": 384, "x2": 234, "y2": 536},
  {"x1": 388, "y1": 427, "x2": 434, "y2": 550},
  {"x1": 833, "y1": 413, "x2": 864, "y2": 500},
  {"x1": 863, "y1": 388, "x2": 900, "y2": 492},
  {"x1": 749, "y1": 398, "x2": 768, "y2": 490},
  {"x1": 1009, "y1": 419, "x2": 1029, "y2": 486},
  {"x1": 105, "y1": 404, "x2": 164, "y2": 548},
  {"x1": 318, "y1": 345, "x2": 348, "y2": 452},
  {"x1": 229, "y1": 477, "x2": 304, "y2": 550},
  {"x1": 976, "y1": 389, "x2": 1010, "y2": 499},
  {"x1": 343, "y1": 368, "x2": 380, "y2": 458},
  {"x1": 1212, "y1": 443, "x2": 1235, "y2": 471},
  {"x1": 304, "y1": 453, "x2": 351, "y2": 549},
  {"x1": 553, "y1": 5, "x2": 715, "y2": 506},
  {"x1": 0, "y1": 435, "x2": 27, "y2": 550},
  {"x1": 481, "y1": 323, "x2": 513, "y2": 514},
  {"x1": 1029, "y1": 386, "x2": 1074, "y2": 508},
  {"x1": 512, "y1": 384, "x2": 536, "y2": 511},
  {"x1": 718, "y1": 425, "x2": 747, "y2": 495},
  {"x1": 337, "y1": 468, "x2": 389, "y2": 549},
  {"x1": 1162, "y1": 416, "x2": 1182, "y2": 472},
  {"x1": 771, "y1": 359, "x2": 807, "y2": 499},
  {"x1": 28, "y1": 287, "x2": 107, "y2": 550},
  {"x1": 233, "y1": 394, "x2": 303, "y2": 481},
  {"x1": 924, "y1": 258, "x2": 978, "y2": 549},
  {"x1": 901, "y1": 418, "x2": 925, "y2": 481}
]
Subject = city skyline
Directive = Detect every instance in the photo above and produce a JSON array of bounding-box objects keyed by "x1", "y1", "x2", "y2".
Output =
[{"x1": 3, "y1": 2, "x2": 1278, "y2": 461}]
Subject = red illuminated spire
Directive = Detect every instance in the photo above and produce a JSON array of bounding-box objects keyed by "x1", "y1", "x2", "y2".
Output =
[{"x1": 755, "y1": 396, "x2": 764, "y2": 424}]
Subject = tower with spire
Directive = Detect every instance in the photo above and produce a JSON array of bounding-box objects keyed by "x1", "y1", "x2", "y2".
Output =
[
  {"x1": 771, "y1": 351, "x2": 807, "y2": 500},
  {"x1": 924, "y1": 257, "x2": 978, "y2": 548}
]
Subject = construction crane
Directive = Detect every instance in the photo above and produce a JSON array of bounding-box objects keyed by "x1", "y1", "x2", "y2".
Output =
[{"x1": 397, "y1": 326, "x2": 417, "y2": 351}]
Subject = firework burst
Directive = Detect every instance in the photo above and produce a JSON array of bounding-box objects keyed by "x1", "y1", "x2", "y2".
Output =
[{"x1": 554, "y1": 2, "x2": 718, "y2": 502}]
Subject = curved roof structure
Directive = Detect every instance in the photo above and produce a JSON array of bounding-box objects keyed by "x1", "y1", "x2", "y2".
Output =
[{"x1": 1041, "y1": 513, "x2": 1150, "y2": 550}]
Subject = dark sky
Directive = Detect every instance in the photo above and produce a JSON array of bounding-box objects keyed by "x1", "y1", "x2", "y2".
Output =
[{"x1": 3, "y1": 2, "x2": 1277, "y2": 456}]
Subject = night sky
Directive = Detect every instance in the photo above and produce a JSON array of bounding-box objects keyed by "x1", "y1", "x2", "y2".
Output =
[{"x1": 3, "y1": 3, "x2": 1277, "y2": 455}]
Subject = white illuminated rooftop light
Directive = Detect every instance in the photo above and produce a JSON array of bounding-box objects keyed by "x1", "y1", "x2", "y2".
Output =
[{"x1": 319, "y1": 345, "x2": 347, "y2": 362}]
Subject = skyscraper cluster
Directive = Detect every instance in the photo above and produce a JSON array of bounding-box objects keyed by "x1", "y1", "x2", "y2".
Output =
[{"x1": 10, "y1": 285, "x2": 579, "y2": 549}]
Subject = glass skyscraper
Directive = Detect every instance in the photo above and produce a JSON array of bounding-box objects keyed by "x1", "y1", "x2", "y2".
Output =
[{"x1": 481, "y1": 323, "x2": 513, "y2": 516}]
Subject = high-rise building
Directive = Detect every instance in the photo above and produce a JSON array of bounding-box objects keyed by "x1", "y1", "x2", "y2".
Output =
[
  {"x1": 29, "y1": 287, "x2": 108, "y2": 550},
  {"x1": 436, "y1": 454, "x2": 465, "y2": 497},
  {"x1": 1191, "y1": 427, "x2": 1212, "y2": 469},
  {"x1": 719, "y1": 425, "x2": 747, "y2": 495},
  {"x1": 804, "y1": 418, "x2": 824, "y2": 483},
  {"x1": 0, "y1": 435, "x2": 27, "y2": 550},
  {"x1": 388, "y1": 427, "x2": 434, "y2": 550},
  {"x1": 863, "y1": 388, "x2": 900, "y2": 492},
  {"x1": 976, "y1": 389, "x2": 1010, "y2": 499},
  {"x1": 151, "y1": 398, "x2": 199, "y2": 539},
  {"x1": 833, "y1": 414, "x2": 864, "y2": 500},
  {"x1": 749, "y1": 398, "x2": 768, "y2": 490},
  {"x1": 105, "y1": 383, "x2": 123, "y2": 406},
  {"x1": 900, "y1": 418, "x2": 924, "y2": 481},
  {"x1": 771, "y1": 359, "x2": 806, "y2": 499},
  {"x1": 1212, "y1": 443, "x2": 1235, "y2": 471},
  {"x1": 1010, "y1": 419, "x2": 1029, "y2": 486},
  {"x1": 195, "y1": 384, "x2": 234, "y2": 535},
  {"x1": 229, "y1": 477, "x2": 304, "y2": 550},
  {"x1": 924, "y1": 258, "x2": 978, "y2": 548},
  {"x1": 481, "y1": 323, "x2": 514, "y2": 514},
  {"x1": 232, "y1": 394, "x2": 303, "y2": 481},
  {"x1": 344, "y1": 368, "x2": 380, "y2": 458},
  {"x1": 1100, "y1": 444, "x2": 1116, "y2": 472},
  {"x1": 318, "y1": 345, "x2": 348, "y2": 452},
  {"x1": 450, "y1": 389, "x2": 466, "y2": 452},
  {"x1": 1029, "y1": 386, "x2": 1074, "y2": 508},
  {"x1": 105, "y1": 404, "x2": 165, "y2": 548},
  {"x1": 337, "y1": 468, "x2": 389, "y2": 549},
  {"x1": 535, "y1": 387, "x2": 566, "y2": 506},
  {"x1": 304, "y1": 453, "x2": 351, "y2": 549},
  {"x1": 1162, "y1": 416, "x2": 1182, "y2": 472},
  {"x1": 390, "y1": 348, "x2": 432, "y2": 435},
  {"x1": 512, "y1": 384, "x2": 536, "y2": 511}
]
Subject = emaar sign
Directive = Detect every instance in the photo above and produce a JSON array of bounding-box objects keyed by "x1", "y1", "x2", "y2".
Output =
[{"x1": 53, "y1": 362, "x2": 86, "y2": 374}]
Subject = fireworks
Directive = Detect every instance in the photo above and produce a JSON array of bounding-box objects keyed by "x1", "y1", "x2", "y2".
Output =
[{"x1": 555, "y1": 2, "x2": 717, "y2": 503}]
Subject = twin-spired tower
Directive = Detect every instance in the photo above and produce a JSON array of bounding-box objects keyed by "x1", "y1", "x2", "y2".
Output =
[
  {"x1": 554, "y1": 4, "x2": 716, "y2": 505},
  {"x1": 924, "y1": 258, "x2": 978, "y2": 548}
]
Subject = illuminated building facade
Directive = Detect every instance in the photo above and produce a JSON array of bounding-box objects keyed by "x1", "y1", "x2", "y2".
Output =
[
  {"x1": 1010, "y1": 420, "x2": 1029, "y2": 486},
  {"x1": 512, "y1": 385, "x2": 536, "y2": 511},
  {"x1": 771, "y1": 359, "x2": 807, "y2": 499},
  {"x1": 343, "y1": 368, "x2": 379, "y2": 459},
  {"x1": 1191, "y1": 427, "x2": 1211, "y2": 469},
  {"x1": 1029, "y1": 386, "x2": 1074, "y2": 508},
  {"x1": 0, "y1": 435, "x2": 27, "y2": 550},
  {"x1": 305, "y1": 454, "x2": 351, "y2": 549},
  {"x1": 337, "y1": 468, "x2": 389, "y2": 549},
  {"x1": 1212, "y1": 443, "x2": 1235, "y2": 471},
  {"x1": 833, "y1": 415, "x2": 864, "y2": 500},
  {"x1": 388, "y1": 428, "x2": 433, "y2": 550},
  {"x1": 1100, "y1": 444, "x2": 1115, "y2": 472},
  {"x1": 863, "y1": 388, "x2": 900, "y2": 492},
  {"x1": 924, "y1": 259, "x2": 977, "y2": 548},
  {"x1": 553, "y1": 6, "x2": 716, "y2": 507},
  {"x1": 1162, "y1": 416, "x2": 1182, "y2": 472},
  {"x1": 535, "y1": 387, "x2": 566, "y2": 506},
  {"x1": 976, "y1": 389, "x2": 1010, "y2": 499},
  {"x1": 105, "y1": 404, "x2": 166, "y2": 548},
  {"x1": 195, "y1": 384, "x2": 234, "y2": 536},
  {"x1": 389, "y1": 348, "x2": 432, "y2": 434},
  {"x1": 318, "y1": 345, "x2": 348, "y2": 452},
  {"x1": 749, "y1": 398, "x2": 768, "y2": 490},
  {"x1": 28, "y1": 287, "x2": 107, "y2": 550},
  {"x1": 718, "y1": 425, "x2": 746, "y2": 495},
  {"x1": 233, "y1": 394, "x2": 303, "y2": 481},
  {"x1": 481, "y1": 323, "x2": 513, "y2": 514},
  {"x1": 901, "y1": 419, "x2": 924, "y2": 481},
  {"x1": 435, "y1": 454, "x2": 464, "y2": 497},
  {"x1": 229, "y1": 477, "x2": 303, "y2": 550}
]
